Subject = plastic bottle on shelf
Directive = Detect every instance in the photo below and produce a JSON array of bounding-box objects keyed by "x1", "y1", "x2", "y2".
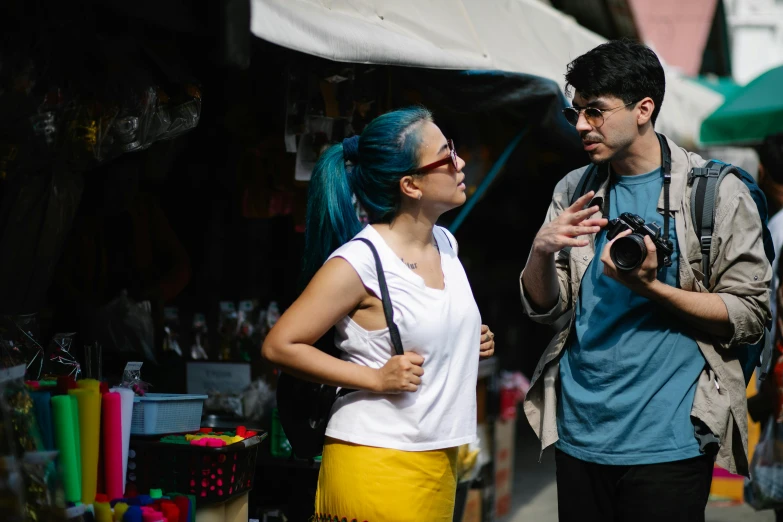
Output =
[{"x1": 269, "y1": 408, "x2": 292, "y2": 458}]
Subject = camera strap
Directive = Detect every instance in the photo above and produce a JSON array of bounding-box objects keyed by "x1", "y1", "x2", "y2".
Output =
[
  {"x1": 571, "y1": 133, "x2": 674, "y2": 268},
  {"x1": 657, "y1": 133, "x2": 673, "y2": 267}
]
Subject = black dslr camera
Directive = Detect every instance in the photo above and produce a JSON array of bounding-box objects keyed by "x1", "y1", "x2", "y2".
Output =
[{"x1": 605, "y1": 212, "x2": 674, "y2": 271}]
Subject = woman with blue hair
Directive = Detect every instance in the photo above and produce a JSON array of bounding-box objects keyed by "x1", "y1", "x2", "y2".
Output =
[{"x1": 262, "y1": 107, "x2": 494, "y2": 520}]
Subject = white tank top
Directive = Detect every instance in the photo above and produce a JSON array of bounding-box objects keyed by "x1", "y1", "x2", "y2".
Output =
[{"x1": 325, "y1": 225, "x2": 480, "y2": 451}]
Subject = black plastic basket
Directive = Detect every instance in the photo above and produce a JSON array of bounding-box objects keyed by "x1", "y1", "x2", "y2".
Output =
[{"x1": 127, "y1": 433, "x2": 265, "y2": 506}]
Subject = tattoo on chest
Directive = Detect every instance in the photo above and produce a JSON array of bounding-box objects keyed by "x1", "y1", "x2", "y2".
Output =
[
  {"x1": 401, "y1": 259, "x2": 418, "y2": 270},
  {"x1": 400, "y1": 236, "x2": 439, "y2": 271}
]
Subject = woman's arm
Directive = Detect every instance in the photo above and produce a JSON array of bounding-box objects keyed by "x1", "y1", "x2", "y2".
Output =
[{"x1": 262, "y1": 257, "x2": 424, "y2": 393}]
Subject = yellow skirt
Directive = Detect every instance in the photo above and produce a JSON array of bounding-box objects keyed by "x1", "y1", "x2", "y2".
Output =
[{"x1": 314, "y1": 437, "x2": 458, "y2": 522}]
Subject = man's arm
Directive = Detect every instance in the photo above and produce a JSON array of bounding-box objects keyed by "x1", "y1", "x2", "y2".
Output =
[
  {"x1": 522, "y1": 250, "x2": 561, "y2": 313},
  {"x1": 601, "y1": 185, "x2": 771, "y2": 344},
  {"x1": 521, "y1": 190, "x2": 608, "y2": 316},
  {"x1": 708, "y1": 186, "x2": 772, "y2": 346},
  {"x1": 640, "y1": 275, "x2": 731, "y2": 338}
]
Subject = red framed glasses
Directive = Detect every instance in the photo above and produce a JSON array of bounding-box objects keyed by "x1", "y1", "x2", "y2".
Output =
[{"x1": 416, "y1": 139, "x2": 458, "y2": 173}]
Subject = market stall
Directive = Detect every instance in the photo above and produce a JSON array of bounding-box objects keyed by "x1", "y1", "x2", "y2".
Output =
[
  {"x1": 0, "y1": 1, "x2": 724, "y2": 522},
  {"x1": 0, "y1": 23, "x2": 539, "y2": 521},
  {"x1": 1, "y1": 361, "x2": 263, "y2": 522}
]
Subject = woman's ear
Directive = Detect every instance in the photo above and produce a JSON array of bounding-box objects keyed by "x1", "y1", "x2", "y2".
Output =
[{"x1": 400, "y1": 175, "x2": 423, "y2": 201}]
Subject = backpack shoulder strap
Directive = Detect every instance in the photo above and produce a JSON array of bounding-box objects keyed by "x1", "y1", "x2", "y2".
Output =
[
  {"x1": 688, "y1": 160, "x2": 735, "y2": 287},
  {"x1": 563, "y1": 164, "x2": 607, "y2": 257},
  {"x1": 570, "y1": 164, "x2": 596, "y2": 206},
  {"x1": 352, "y1": 238, "x2": 404, "y2": 356},
  {"x1": 570, "y1": 163, "x2": 606, "y2": 208},
  {"x1": 438, "y1": 226, "x2": 455, "y2": 251}
]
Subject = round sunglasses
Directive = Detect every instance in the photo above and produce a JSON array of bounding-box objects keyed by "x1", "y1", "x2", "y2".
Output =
[
  {"x1": 415, "y1": 139, "x2": 458, "y2": 173},
  {"x1": 562, "y1": 101, "x2": 638, "y2": 128}
]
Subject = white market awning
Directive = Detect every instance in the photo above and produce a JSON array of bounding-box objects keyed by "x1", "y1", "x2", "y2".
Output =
[{"x1": 251, "y1": 0, "x2": 722, "y2": 148}]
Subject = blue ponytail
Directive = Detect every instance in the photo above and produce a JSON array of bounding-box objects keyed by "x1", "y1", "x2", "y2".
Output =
[{"x1": 302, "y1": 106, "x2": 433, "y2": 286}]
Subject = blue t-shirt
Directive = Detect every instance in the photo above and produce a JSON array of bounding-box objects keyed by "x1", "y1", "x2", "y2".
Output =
[{"x1": 556, "y1": 167, "x2": 706, "y2": 465}]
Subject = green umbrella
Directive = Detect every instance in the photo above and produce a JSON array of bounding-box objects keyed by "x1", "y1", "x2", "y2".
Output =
[
  {"x1": 693, "y1": 75, "x2": 741, "y2": 99},
  {"x1": 700, "y1": 65, "x2": 783, "y2": 146}
]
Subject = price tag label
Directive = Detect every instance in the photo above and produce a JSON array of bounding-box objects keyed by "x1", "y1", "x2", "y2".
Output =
[{"x1": 123, "y1": 362, "x2": 143, "y2": 373}]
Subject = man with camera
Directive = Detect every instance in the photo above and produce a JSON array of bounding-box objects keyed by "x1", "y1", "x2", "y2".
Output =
[{"x1": 520, "y1": 39, "x2": 771, "y2": 522}]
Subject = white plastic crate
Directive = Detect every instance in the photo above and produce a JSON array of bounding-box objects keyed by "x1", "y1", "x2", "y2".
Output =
[{"x1": 130, "y1": 393, "x2": 208, "y2": 435}]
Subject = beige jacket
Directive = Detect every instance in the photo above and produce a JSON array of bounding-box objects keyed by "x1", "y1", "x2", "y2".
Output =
[{"x1": 520, "y1": 135, "x2": 771, "y2": 476}]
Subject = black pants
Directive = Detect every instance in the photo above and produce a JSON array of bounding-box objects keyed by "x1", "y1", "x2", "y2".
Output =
[{"x1": 555, "y1": 449, "x2": 714, "y2": 522}]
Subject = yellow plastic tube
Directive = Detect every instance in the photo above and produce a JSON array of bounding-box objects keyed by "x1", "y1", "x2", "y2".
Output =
[{"x1": 69, "y1": 388, "x2": 101, "y2": 504}]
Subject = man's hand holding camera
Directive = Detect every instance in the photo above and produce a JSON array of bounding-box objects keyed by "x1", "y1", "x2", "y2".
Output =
[
  {"x1": 601, "y1": 229, "x2": 659, "y2": 295},
  {"x1": 600, "y1": 212, "x2": 674, "y2": 297},
  {"x1": 597, "y1": 211, "x2": 730, "y2": 338}
]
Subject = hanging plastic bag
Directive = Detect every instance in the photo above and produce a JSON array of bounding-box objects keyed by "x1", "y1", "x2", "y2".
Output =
[
  {"x1": 745, "y1": 417, "x2": 783, "y2": 510},
  {"x1": 0, "y1": 314, "x2": 44, "y2": 380},
  {"x1": 40, "y1": 333, "x2": 81, "y2": 381},
  {"x1": 2, "y1": 366, "x2": 44, "y2": 454},
  {"x1": 84, "y1": 290, "x2": 156, "y2": 363},
  {"x1": 21, "y1": 451, "x2": 66, "y2": 522}
]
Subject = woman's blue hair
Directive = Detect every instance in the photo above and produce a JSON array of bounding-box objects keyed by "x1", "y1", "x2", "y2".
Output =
[{"x1": 302, "y1": 106, "x2": 433, "y2": 286}]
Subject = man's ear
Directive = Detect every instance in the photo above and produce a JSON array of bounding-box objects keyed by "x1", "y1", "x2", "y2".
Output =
[{"x1": 637, "y1": 97, "x2": 655, "y2": 127}]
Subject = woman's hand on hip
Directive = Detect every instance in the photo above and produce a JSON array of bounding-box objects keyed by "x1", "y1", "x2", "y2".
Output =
[
  {"x1": 375, "y1": 352, "x2": 425, "y2": 393},
  {"x1": 480, "y1": 324, "x2": 495, "y2": 359}
]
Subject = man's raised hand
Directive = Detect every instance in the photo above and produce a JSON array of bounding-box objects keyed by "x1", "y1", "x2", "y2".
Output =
[{"x1": 532, "y1": 191, "x2": 608, "y2": 255}]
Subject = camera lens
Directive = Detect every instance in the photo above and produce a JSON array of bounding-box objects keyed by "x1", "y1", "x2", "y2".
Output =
[{"x1": 610, "y1": 234, "x2": 647, "y2": 271}]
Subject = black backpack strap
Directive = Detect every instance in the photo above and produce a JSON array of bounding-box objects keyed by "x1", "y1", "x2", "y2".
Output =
[
  {"x1": 434, "y1": 226, "x2": 454, "y2": 252},
  {"x1": 441, "y1": 228, "x2": 453, "y2": 250},
  {"x1": 564, "y1": 163, "x2": 608, "y2": 257},
  {"x1": 689, "y1": 160, "x2": 724, "y2": 286},
  {"x1": 571, "y1": 163, "x2": 596, "y2": 207},
  {"x1": 568, "y1": 162, "x2": 612, "y2": 239},
  {"x1": 352, "y1": 238, "x2": 404, "y2": 356},
  {"x1": 570, "y1": 163, "x2": 610, "y2": 209}
]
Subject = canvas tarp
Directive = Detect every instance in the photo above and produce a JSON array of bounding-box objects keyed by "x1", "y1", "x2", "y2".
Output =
[{"x1": 251, "y1": 0, "x2": 723, "y2": 148}]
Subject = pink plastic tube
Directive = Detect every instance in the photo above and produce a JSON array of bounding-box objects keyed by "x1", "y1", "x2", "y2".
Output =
[{"x1": 102, "y1": 392, "x2": 123, "y2": 500}]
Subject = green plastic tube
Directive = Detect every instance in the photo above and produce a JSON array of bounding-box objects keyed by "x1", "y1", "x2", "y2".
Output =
[
  {"x1": 69, "y1": 395, "x2": 82, "y2": 486},
  {"x1": 51, "y1": 395, "x2": 81, "y2": 502},
  {"x1": 69, "y1": 388, "x2": 101, "y2": 504}
]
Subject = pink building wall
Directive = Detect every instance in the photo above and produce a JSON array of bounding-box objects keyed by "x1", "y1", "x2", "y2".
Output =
[{"x1": 627, "y1": 0, "x2": 718, "y2": 76}]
